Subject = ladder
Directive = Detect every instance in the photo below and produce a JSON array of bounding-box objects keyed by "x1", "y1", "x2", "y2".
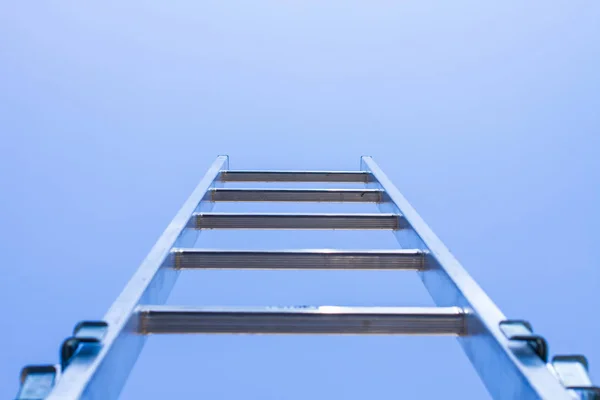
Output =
[{"x1": 15, "y1": 155, "x2": 598, "y2": 400}]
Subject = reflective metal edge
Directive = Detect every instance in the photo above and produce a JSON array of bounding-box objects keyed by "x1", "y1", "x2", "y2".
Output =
[
  {"x1": 172, "y1": 248, "x2": 425, "y2": 270},
  {"x1": 361, "y1": 156, "x2": 572, "y2": 400},
  {"x1": 210, "y1": 188, "x2": 384, "y2": 202},
  {"x1": 46, "y1": 156, "x2": 230, "y2": 400},
  {"x1": 219, "y1": 170, "x2": 373, "y2": 183},
  {"x1": 137, "y1": 305, "x2": 466, "y2": 335},
  {"x1": 193, "y1": 213, "x2": 404, "y2": 230}
]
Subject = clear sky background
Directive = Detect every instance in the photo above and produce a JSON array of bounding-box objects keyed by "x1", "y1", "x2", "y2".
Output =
[{"x1": 2, "y1": 2, "x2": 599, "y2": 399}]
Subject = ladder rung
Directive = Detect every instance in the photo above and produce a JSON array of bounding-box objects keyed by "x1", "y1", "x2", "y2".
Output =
[
  {"x1": 172, "y1": 249, "x2": 425, "y2": 270},
  {"x1": 137, "y1": 306, "x2": 465, "y2": 335},
  {"x1": 193, "y1": 213, "x2": 403, "y2": 230},
  {"x1": 219, "y1": 170, "x2": 373, "y2": 183},
  {"x1": 210, "y1": 188, "x2": 384, "y2": 202}
]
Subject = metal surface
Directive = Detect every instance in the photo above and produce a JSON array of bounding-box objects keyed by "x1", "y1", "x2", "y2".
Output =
[
  {"x1": 45, "y1": 156, "x2": 229, "y2": 400},
  {"x1": 194, "y1": 212, "x2": 403, "y2": 230},
  {"x1": 360, "y1": 156, "x2": 572, "y2": 400},
  {"x1": 137, "y1": 305, "x2": 466, "y2": 335},
  {"x1": 209, "y1": 188, "x2": 383, "y2": 202},
  {"x1": 219, "y1": 170, "x2": 373, "y2": 182},
  {"x1": 172, "y1": 248, "x2": 425, "y2": 270}
]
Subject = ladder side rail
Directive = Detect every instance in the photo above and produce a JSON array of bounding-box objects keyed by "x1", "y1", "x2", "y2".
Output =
[
  {"x1": 46, "y1": 156, "x2": 229, "y2": 400},
  {"x1": 360, "y1": 156, "x2": 571, "y2": 400}
]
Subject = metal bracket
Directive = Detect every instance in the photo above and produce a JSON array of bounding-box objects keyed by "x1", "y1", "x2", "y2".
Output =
[
  {"x1": 60, "y1": 321, "x2": 108, "y2": 370},
  {"x1": 499, "y1": 320, "x2": 548, "y2": 363},
  {"x1": 552, "y1": 355, "x2": 600, "y2": 399},
  {"x1": 16, "y1": 364, "x2": 59, "y2": 400}
]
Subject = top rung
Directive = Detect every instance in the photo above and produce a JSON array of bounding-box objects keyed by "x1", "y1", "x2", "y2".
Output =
[{"x1": 219, "y1": 171, "x2": 374, "y2": 183}]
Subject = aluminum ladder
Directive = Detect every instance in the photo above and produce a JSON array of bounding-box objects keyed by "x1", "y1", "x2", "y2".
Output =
[{"x1": 15, "y1": 156, "x2": 598, "y2": 400}]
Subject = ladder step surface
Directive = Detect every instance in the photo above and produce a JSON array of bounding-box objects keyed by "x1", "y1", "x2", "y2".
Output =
[
  {"x1": 137, "y1": 306, "x2": 465, "y2": 335},
  {"x1": 219, "y1": 170, "x2": 373, "y2": 183},
  {"x1": 210, "y1": 188, "x2": 384, "y2": 202},
  {"x1": 193, "y1": 213, "x2": 403, "y2": 230},
  {"x1": 172, "y1": 249, "x2": 425, "y2": 270}
]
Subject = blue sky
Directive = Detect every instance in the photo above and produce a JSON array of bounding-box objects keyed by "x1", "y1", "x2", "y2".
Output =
[{"x1": 2, "y1": 1, "x2": 599, "y2": 398}]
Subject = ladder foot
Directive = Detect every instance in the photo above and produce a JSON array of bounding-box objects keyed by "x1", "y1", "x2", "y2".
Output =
[
  {"x1": 552, "y1": 355, "x2": 600, "y2": 399},
  {"x1": 499, "y1": 320, "x2": 548, "y2": 362},
  {"x1": 16, "y1": 365, "x2": 59, "y2": 400}
]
